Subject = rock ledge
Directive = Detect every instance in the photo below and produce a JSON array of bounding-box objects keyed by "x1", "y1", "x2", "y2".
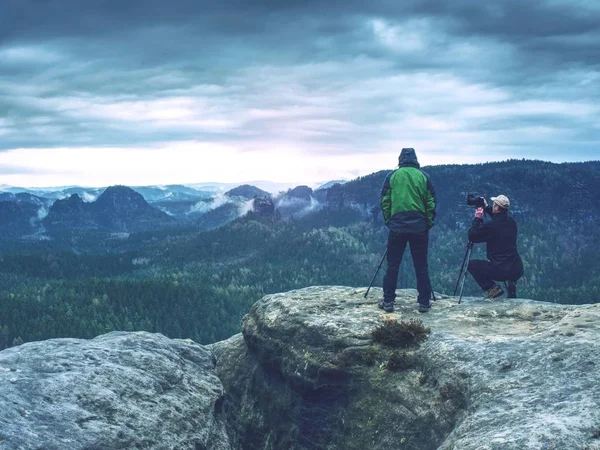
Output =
[{"x1": 213, "y1": 286, "x2": 600, "y2": 450}]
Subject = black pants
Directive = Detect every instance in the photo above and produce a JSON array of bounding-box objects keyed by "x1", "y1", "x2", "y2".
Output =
[
  {"x1": 383, "y1": 230, "x2": 432, "y2": 306},
  {"x1": 467, "y1": 259, "x2": 521, "y2": 291}
]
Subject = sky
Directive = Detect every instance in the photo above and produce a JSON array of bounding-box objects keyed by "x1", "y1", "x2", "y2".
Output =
[{"x1": 0, "y1": 0, "x2": 599, "y2": 188}]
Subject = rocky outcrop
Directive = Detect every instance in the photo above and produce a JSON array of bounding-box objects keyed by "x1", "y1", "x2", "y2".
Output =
[
  {"x1": 322, "y1": 182, "x2": 345, "y2": 209},
  {"x1": 252, "y1": 197, "x2": 275, "y2": 217},
  {"x1": 212, "y1": 286, "x2": 600, "y2": 450},
  {"x1": 275, "y1": 186, "x2": 319, "y2": 218},
  {"x1": 1, "y1": 288, "x2": 600, "y2": 450},
  {"x1": 0, "y1": 332, "x2": 230, "y2": 450},
  {"x1": 286, "y1": 186, "x2": 313, "y2": 202},
  {"x1": 44, "y1": 193, "x2": 99, "y2": 230}
]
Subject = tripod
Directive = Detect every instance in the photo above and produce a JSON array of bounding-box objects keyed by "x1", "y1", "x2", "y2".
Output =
[
  {"x1": 364, "y1": 249, "x2": 388, "y2": 298},
  {"x1": 454, "y1": 241, "x2": 474, "y2": 304},
  {"x1": 364, "y1": 249, "x2": 438, "y2": 301}
]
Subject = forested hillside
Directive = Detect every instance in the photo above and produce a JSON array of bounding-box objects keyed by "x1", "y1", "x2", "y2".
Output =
[{"x1": 1, "y1": 160, "x2": 598, "y2": 349}]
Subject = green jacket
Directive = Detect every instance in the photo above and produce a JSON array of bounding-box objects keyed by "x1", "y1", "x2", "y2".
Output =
[{"x1": 380, "y1": 150, "x2": 436, "y2": 233}]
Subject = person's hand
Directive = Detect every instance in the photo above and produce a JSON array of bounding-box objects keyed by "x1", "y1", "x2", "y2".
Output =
[{"x1": 475, "y1": 207, "x2": 484, "y2": 219}]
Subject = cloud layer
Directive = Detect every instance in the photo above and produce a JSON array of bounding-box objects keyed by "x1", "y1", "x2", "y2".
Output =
[{"x1": 0, "y1": 0, "x2": 598, "y2": 186}]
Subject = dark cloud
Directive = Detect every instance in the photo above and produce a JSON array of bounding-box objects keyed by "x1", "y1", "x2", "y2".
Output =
[
  {"x1": 3, "y1": 0, "x2": 598, "y2": 43},
  {"x1": 0, "y1": 0, "x2": 598, "y2": 157}
]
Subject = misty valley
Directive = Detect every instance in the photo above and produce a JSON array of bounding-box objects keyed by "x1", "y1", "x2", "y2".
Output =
[{"x1": 1, "y1": 159, "x2": 599, "y2": 350}]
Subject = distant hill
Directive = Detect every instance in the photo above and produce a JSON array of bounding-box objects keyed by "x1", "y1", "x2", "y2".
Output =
[
  {"x1": 196, "y1": 203, "x2": 244, "y2": 230},
  {"x1": 1, "y1": 184, "x2": 214, "y2": 204},
  {"x1": 0, "y1": 192, "x2": 52, "y2": 207},
  {"x1": 225, "y1": 184, "x2": 271, "y2": 200},
  {"x1": 285, "y1": 185, "x2": 313, "y2": 201},
  {"x1": 44, "y1": 185, "x2": 173, "y2": 233},
  {"x1": 275, "y1": 185, "x2": 319, "y2": 218},
  {"x1": 322, "y1": 159, "x2": 600, "y2": 225},
  {"x1": 186, "y1": 181, "x2": 297, "y2": 195},
  {"x1": 132, "y1": 185, "x2": 212, "y2": 202},
  {"x1": 315, "y1": 180, "x2": 347, "y2": 190},
  {"x1": 0, "y1": 201, "x2": 41, "y2": 237}
]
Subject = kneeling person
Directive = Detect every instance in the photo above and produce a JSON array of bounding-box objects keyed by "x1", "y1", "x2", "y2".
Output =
[{"x1": 468, "y1": 195, "x2": 524, "y2": 299}]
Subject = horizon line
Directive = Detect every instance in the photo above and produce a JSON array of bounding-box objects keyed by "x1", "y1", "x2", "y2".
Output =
[{"x1": 2, "y1": 158, "x2": 599, "y2": 191}]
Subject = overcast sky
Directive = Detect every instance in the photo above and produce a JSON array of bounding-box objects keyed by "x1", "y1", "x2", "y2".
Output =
[{"x1": 1, "y1": 0, "x2": 598, "y2": 187}]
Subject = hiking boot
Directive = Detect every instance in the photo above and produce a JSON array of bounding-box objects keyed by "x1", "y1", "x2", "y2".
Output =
[
  {"x1": 418, "y1": 303, "x2": 431, "y2": 313},
  {"x1": 485, "y1": 284, "x2": 504, "y2": 299},
  {"x1": 506, "y1": 281, "x2": 517, "y2": 298},
  {"x1": 378, "y1": 299, "x2": 395, "y2": 313},
  {"x1": 416, "y1": 293, "x2": 436, "y2": 303}
]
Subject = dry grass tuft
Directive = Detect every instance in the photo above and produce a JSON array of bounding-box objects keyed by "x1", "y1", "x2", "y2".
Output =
[{"x1": 372, "y1": 319, "x2": 431, "y2": 348}]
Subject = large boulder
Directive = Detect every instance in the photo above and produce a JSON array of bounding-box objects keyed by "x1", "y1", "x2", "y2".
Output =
[
  {"x1": 0, "y1": 331, "x2": 231, "y2": 450},
  {"x1": 212, "y1": 286, "x2": 600, "y2": 450}
]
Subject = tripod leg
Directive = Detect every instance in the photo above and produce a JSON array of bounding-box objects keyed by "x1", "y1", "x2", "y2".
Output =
[
  {"x1": 364, "y1": 249, "x2": 388, "y2": 298},
  {"x1": 454, "y1": 243, "x2": 471, "y2": 296},
  {"x1": 458, "y1": 245, "x2": 473, "y2": 304}
]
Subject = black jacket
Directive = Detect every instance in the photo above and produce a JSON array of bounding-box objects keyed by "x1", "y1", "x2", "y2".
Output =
[{"x1": 468, "y1": 210, "x2": 524, "y2": 279}]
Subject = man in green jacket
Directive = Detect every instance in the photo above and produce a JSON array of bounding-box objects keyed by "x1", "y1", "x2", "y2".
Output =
[{"x1": 380, "y1": 148, "x2": 437, "y2": 313}]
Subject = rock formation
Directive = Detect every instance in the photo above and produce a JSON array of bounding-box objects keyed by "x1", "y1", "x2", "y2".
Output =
[
  {"x1": 212, "y1": 286, "x2": 600, "y2": 450},
  {"x1": 275, "y1": 185, "x2": 318, "y2": 218},
  {"x1": 1, "y1": 287, "x2": 600, "y2": 449},
  {"x1": 286, "y1": 186, "x2": 313, "y2": 202},
  {"x1": 0, "y1": 332, "x2": 230, "y2": 449},
  {"x1": 252, "y1": 197, "x2": 275, "y2": 217}
]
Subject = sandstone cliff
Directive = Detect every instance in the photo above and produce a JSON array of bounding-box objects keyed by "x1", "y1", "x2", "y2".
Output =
[
  {"x1": 212, "y1": 286, "x2": 600, "y2": 450},
  {"x1": 1, "y1": 287, "x2": 599, "y2": 450}
]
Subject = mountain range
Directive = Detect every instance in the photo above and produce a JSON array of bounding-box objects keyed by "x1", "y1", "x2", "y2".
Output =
[
  {"x1": 0, "y1": 180, "x2": 328, "y2": 238},
  {"x1": 0, "y1": 159, "x2": 599, "y2": 351},
  {"x1": 44, "y1": 186, "x2": 175, "y2": 233},
  {"x1": 2, "y1": 159, "x2": 599, "y2": 239}
]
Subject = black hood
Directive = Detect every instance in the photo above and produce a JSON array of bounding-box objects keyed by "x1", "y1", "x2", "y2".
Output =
[{"x1": 398, "y1": 148, "x2": 420, "y2": 168}]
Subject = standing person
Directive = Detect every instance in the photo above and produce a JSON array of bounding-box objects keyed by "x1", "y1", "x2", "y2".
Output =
[
  {"x1": 467, "y1": 195, "x2": 524, "y2": 299},
  {"x1": 380, "y1": 148, "x2": 436, "y2": 313}
]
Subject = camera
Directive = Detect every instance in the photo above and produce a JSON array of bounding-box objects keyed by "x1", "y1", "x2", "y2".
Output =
[{"x1": 466, "y1": 194, "x2": 486, "y2": 208}]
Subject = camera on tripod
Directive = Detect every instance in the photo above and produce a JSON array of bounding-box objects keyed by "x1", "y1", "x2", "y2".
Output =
[
  {"x1": 466, "y1": 194, "x2": 486, "y2": 208},
  {"x1": 455, "y1": 194, "x2": 487, "y2": 304}
]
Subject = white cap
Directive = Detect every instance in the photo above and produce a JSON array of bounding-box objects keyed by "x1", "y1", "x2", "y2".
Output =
[{"x1": 491, "y1": 194, "x2": 510, "y2": 209}]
